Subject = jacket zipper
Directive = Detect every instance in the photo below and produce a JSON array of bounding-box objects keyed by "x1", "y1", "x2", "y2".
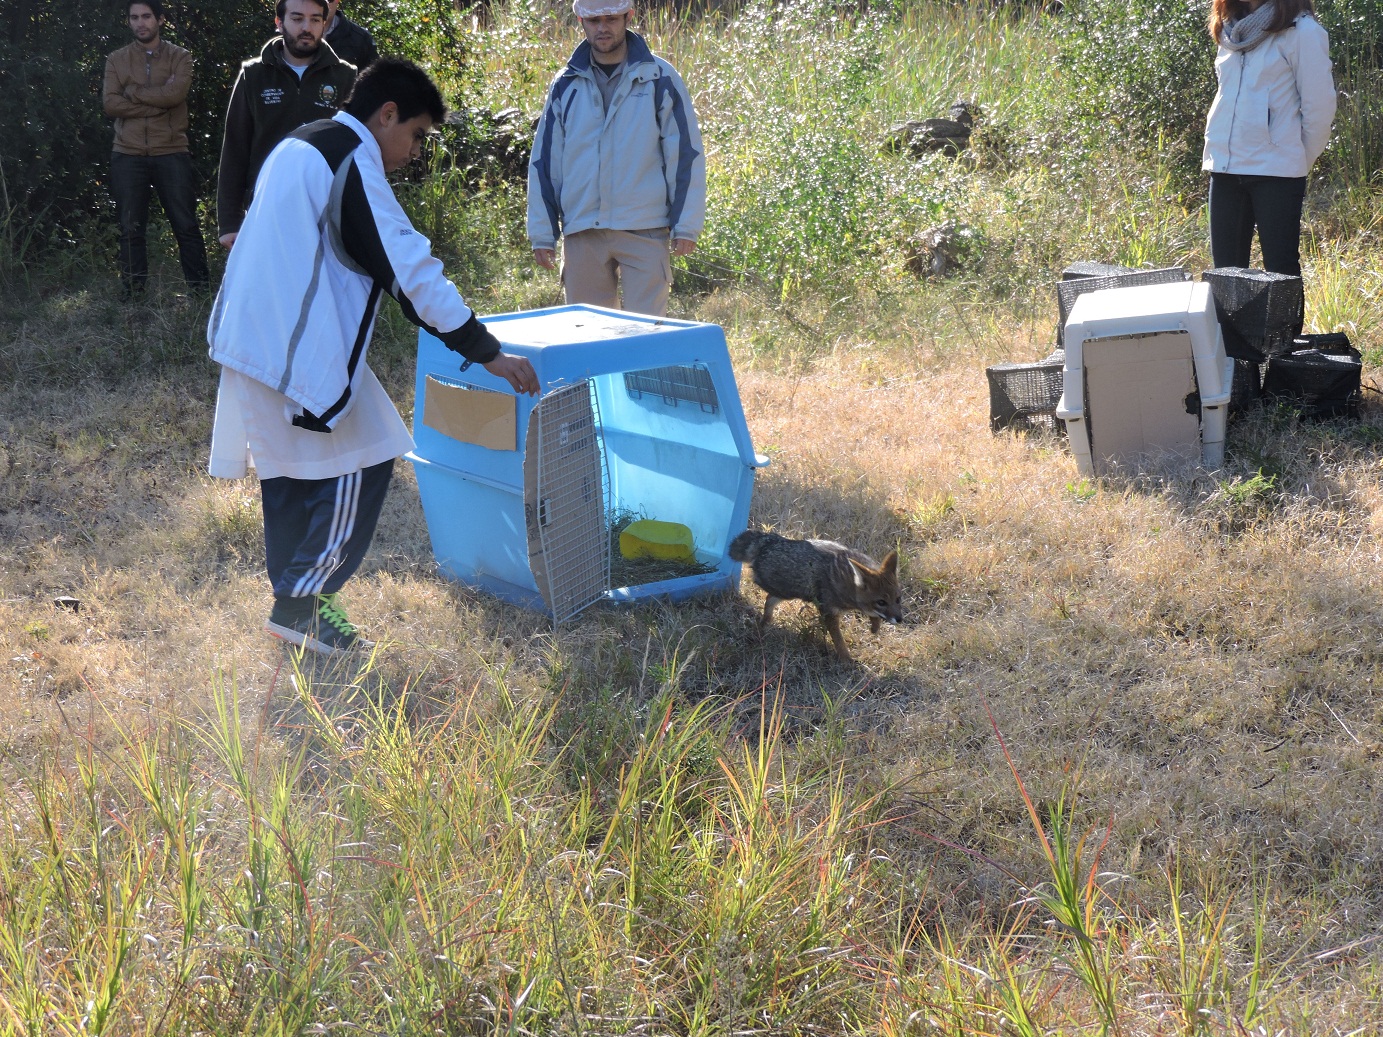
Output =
[
  {"x1": 1224, "y1": 50, "x2": 1247, "y2": 171},
  {"x1": 143, "y1": 49, "x2": 152, "y2": 150}
]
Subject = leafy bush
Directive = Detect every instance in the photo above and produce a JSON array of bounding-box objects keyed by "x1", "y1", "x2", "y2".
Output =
[
  {"x1": 4, "y1": 0, "x2": 480, "y2": 255},
  {"x1": 1059, "y1": 0, "x2": 1383, "y2": 181},
  {"x1": 354, "y1": 0, "x2": 481, "y2": 94},
  {"x1": 1316, "y1": 0, "x2": 1383, "y2": 74},
  {"x1": 1057, "y1": 0, "x2": 1216, "y2": 172},
  {"x1": 695, "y1": 0, "x2": 965, "y2": 296},
  {"x1": 1315, "y1": 0, "x2": 1383, "y2": 184},
  {"x1": 0, "y1": 40, "x2": 115, "y2": 255}
]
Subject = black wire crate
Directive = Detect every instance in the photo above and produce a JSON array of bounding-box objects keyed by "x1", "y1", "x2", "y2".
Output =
[
  {"x1": 986, "y1": 354, "x2": 1065, "y2": 434},
  {"x1": 1202, "y1": 267, "x2": 1304, "y2": 363},
  {"x1": 1262, "y1": 333, "x2": 1363, "y2": 419}
]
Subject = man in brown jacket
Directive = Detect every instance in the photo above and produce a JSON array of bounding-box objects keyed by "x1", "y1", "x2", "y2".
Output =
[{"x1": 103, "y1": 0, "x2": 209, "y2": 295}]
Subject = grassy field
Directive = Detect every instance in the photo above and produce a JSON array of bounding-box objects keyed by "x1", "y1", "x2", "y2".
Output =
[{"x1": 4, "y1": 1, "x2": 1383, "y2": 1033}]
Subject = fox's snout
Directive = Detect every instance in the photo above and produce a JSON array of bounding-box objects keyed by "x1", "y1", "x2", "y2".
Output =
[{"x1": 871, "y1": 602, "x2": 903, "y2": 624}]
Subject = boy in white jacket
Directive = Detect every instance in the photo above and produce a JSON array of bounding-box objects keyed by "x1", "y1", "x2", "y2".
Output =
[
  {"x1": 208, "y1": 58, "x2": 538, "y2": 656},
  {"x1": 1202, "y1": 0, "x2": 1336, "y2": 277}
]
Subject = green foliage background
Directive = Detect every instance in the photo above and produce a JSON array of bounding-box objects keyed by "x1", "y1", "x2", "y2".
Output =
[
  {"x1": 0, "y1": 0, "x2": 475, "y2": 249},
  {"x1": 1060, "y1": 0, "x2": 1383, "y2": 180},
  {"x1": 6, "y1": 0, "x2": 1383, "y2": 292}
]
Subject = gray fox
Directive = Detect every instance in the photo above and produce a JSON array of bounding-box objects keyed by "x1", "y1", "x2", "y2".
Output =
[{"x1": 729, "y1": 529, "x2": 903, "y2": 662}]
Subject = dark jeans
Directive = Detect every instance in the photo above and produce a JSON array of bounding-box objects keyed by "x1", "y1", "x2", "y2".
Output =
[
  {"x1": 110, "y1": 151, "x2": 210, "y2": 292},
  {"x1": 1208, "y1": 172, "x2": 1307, "y2": 277}
]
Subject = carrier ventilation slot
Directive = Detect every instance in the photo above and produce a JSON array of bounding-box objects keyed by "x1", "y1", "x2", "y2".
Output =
[{"x1": 623, "y1": 364, "x2": 720, "y2": 414}]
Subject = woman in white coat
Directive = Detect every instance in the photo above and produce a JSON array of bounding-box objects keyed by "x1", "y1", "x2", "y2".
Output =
[{"x1": 1202, "y1": 0, "x2": 1336, "y2": 277}]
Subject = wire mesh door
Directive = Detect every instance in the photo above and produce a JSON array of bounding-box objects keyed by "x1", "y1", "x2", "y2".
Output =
[{"x1": 526, "y1": 381, "x2": 610, "y2": 625}]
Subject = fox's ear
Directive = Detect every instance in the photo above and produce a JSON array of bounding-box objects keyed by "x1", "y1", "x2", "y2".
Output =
[{"x1": 881, "y1": 550, "x2": 898, "y2": 576}]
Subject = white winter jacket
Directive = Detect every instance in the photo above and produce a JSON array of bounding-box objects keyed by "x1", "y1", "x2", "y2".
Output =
[
  {"x1": 209, "y1": 111, "x2": 499, "y2": 432},
  {"x1": 527, "y1": 32, "x2": 706, "y2": 251},
  {"x1": 1202, "y1": 14, "x2": 1336, "y2": 178}
]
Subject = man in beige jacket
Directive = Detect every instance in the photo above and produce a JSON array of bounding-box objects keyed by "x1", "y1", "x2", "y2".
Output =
[{"x1": 103, "y1": 0, "x2": 209, "y2": 296}]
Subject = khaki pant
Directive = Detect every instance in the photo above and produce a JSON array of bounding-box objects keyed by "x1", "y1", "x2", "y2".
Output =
[{"x1": 561, "y1": 228, "x2": 672, "y2": 317}]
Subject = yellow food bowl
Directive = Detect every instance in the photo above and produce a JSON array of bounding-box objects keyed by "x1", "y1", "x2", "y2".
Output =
[{"x1": 619, "y1": 519, "x2": 695, "y2": 562}]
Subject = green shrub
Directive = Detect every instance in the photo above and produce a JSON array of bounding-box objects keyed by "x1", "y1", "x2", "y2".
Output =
[
  {"x1": 1057, "y1": 0, "x2": 1216, "y2": 173},
  {"x1": 1060, "y1": 0, "x2": 1383, "y2": 183},
  {"x1": 0, "y1": 40, "x2": 113, "y2": 260},
  {"x1": 1317, "y1": 0, "x2": 1383, "y2": 75},
  {"x1": 4, "y1": 0, "x2": 481, "y2": 252},
  {"x1": 1316, "y1": 0, "x2": 1383, "y2": 185},
  {"x1": 354, "y1": 0, "x2": 481, "y2": 94},
  {"x1": 695, "y1": 0, "x2": 964, "y2": 296}
]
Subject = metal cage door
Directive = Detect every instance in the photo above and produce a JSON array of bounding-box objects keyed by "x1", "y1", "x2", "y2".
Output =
[{"x1": 523, "y1": 381, "x2": 610, "y2": 624}]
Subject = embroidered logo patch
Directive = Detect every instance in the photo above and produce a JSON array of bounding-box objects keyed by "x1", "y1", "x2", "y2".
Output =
[{"x1": 320, "y1": 84, "x2": 337, "y2": 105}]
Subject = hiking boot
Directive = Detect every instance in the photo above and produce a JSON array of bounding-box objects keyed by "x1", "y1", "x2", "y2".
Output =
[{"x1": 265, "y1": 593, "x2": 374, "y2": 656}]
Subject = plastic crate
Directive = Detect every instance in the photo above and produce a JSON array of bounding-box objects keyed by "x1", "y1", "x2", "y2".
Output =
[
  {"x1": 407, "y1": 305, "x2": 767, "y2": 623},
  {"x1": 1057, "y1": 281, "x2": 1232, "y2": 475}
]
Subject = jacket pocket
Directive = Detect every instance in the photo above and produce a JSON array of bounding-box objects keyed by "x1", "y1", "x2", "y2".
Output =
[
  {"x1": 1267, "y1": 106, "x2": 1298, "y2": 148},
  {"x1": 1241, "y1": 99, "x2": 1271, "y2": 145}
]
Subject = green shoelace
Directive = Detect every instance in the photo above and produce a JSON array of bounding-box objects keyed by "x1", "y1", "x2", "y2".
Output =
[{"x1": 316, "y1": 593, "x2": 359, "y2": 635}]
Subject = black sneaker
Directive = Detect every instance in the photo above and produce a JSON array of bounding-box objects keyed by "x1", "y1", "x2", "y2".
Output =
[{"x1": 265, "y1": 593, "x2": 374, "y2": 656}]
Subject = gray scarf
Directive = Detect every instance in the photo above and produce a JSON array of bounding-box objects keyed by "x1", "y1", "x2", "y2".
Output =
[{"x1": 1220, "y1": 2, "x2": 1278, "y2": 52}]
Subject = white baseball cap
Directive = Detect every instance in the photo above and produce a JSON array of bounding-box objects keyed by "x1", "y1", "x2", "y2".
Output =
[{"x1": 573, "y1": 0, "x2": 631, "y2": 17}]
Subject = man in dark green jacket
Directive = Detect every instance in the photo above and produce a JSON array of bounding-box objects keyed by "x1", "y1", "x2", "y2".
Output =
[{"x1": 216, "y1": 0, "x2": 356, "y2": 248}]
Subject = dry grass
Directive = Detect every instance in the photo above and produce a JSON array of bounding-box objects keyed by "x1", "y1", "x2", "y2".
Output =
[
  {"x1": 4, "y1": 0, "x2": 1383, "y2": 1022},
  {"x1": 4, "y1": 264, "x2": 1383, "y2": 1031}
]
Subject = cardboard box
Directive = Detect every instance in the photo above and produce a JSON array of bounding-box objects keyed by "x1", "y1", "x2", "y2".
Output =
[
  {"x1": 1084, "y1": 331, "x2": 1201, "y2": 469},
  {"x1": 422, "y1": 375, "x2": 516, "y2": 451}
]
